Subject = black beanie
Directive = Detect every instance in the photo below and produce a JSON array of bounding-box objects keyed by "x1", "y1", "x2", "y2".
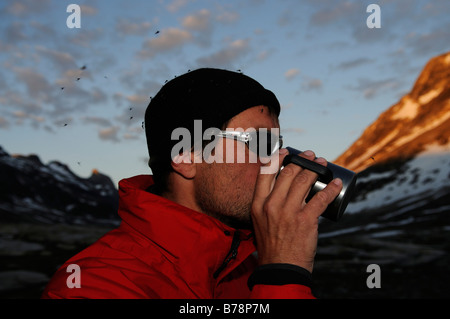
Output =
[{"x1": 145, "y1": 68, "x2": 281, "y2": 174}]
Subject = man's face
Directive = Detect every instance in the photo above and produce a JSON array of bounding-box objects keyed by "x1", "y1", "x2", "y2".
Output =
[{"x1": 193, "y1": 105, "x2": 280, "y2": 228}]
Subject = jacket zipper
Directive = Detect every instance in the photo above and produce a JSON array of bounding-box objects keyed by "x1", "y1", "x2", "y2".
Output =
[{"x1": 213, "y1": 231, "x2": 241, "y2": 279}]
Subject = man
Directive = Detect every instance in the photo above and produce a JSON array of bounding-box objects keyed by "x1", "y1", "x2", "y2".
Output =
[{"x1": 42, "y1": 68, "x2": 342, "y2": 299}]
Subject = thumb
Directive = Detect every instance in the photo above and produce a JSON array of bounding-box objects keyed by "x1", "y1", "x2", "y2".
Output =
[{"x1": 253, "y1": 148, "x2": 289, "y2": 210}]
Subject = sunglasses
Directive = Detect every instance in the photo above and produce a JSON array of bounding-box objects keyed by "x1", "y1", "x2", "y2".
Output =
[{"x1": 216, "y1": 129, "x2": 283, "y2": 158}]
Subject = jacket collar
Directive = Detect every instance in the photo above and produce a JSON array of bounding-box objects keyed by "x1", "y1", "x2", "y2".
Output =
[{"x1": 117, "y1": 175, "x2": 256, "y2": 283}]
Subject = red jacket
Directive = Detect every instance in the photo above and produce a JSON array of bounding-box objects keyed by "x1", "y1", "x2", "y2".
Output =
[{"x1": 41, "y1": 175, "x2": 315, "y2": 299}]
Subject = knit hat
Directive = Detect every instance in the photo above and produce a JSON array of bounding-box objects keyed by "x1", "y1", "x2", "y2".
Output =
[{"x1": 145, "y1": 68, "x2": 281, "y2": 174}]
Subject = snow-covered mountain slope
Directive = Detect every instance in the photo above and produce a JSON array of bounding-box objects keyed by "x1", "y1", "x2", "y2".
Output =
[
  {"x1": 312, "y1": 53, "x2": 450, "y2": 298},
  {"x1": 335, "y1": 51, "x2": 450, "y2": 173},
  {"x1": 0, "y1": 145, "x2": 119, "y2": 226},
  {"x1": 347, "y1": 144, "x2": 450, "y2": 215}
]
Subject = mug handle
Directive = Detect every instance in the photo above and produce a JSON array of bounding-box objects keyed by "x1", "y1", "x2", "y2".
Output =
[{"x1": 282, "y1": 147, "x2": 334, "y2": 184}]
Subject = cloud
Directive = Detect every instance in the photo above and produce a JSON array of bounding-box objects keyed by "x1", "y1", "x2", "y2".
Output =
[
  {"x1": 0, "y1": 116, "x2": 10, "y2": 129},
  {"x1": 216, "y1": 10, "x2": 240, "y2": 24},
  {"x1": 82, "y1": 116, "x2": 113, "y2": 127},
  {"x1": 126, "y1": 94, "x2": 149, "y2": 105},
  {"x1": 86, "y1": 87, "x2": 109, "y2": 105},
  {"x1": 309, "y1": 1, "x2": 360, "y2": 27},
  {"x1": 99, "y1": 126, "x2": 120, "y2": 142},
  {"x1": 277, "y1": 8, "x2": 297, "y2": 27},
  {"x1": 281, "y1": 102, "x2": 293, "y2": 110},
  {"x1": 68, "y1": 28, "x2": 104, "y2": 48},
  {"x1": 80, "y1": 5, "x2": 98, "y2": 16},
  {"x1": 350, "y1": 77, "x2": 401, "y2": 99},
  {"x1": 182, "y1": 9, "x2": 213, "y2": 47},
  {"x1": 307, "y1": 1, "x2": 390, "y2": 44},
  {"x1": 2, "y1": 0, "x2": 51, "y2": 16},
  {"x1": 13, "y1": 67, "x2": 51, "y2": 101},
  {"x1": 196, "y1": 39, "x2": 251, "y2": 68},
  {"x1": 29, "y1": 21, "x2": 57, "y2": 39},
  {"x1": 52, "y1": 117, "x2": 73, "y2": 127},
  {"x1": 11, "y1": 110, "x2": 45, "y2": 128},
  {"x1": 405, "y1": 25, "x2": 450, "y2": 57},
  {"x1": 351, "y1": 23, "x2": 392, "y2": 44},
  {"x1": 303, "y1": 78, "x2": 323, "y2": 91},
  {"x1": 4, "y1": 21, "x2": 27, "y2": 44},
  {"x1": 115, "y1": 18, "x2": 153, "y2": 36},
  {"x1": 56, "y1": 68, "x2": 89, "y2": 89},
  {"x1": 35, "y1": 46, "x2": 77, "y2": 72},
  {"x1": 1, "y1": 90, "x2": 42, "y2": 117},
  {"x1": 182, "y1": 9, "x2": 211, "y2": 31},
  {"x1": 2, "y1": 61, "x2": 109, "y2": 126},
  {"x1": 285, "y1": 68, "x2": 300, "y2": 81},
  {"x1": 111, "y1": 92, "x2": 148, "y2": 131},
  {"x1": 123, "y1": 126, "x2": 144, "y2": 140},
  {"x1": 3, "y1": 2, "x2": 28, "y2": 16},
  {"x1": 334, "y1": 57, "x2": 374, "y2": 71},
  {"x1": 166, "y1": 0, "x2": 189, "y2": 13},
  {"x1": 255, "y1": 49, "x2": 273, "y2": 62},
  {"x1": 123, "y1": 132, "x2": 140, "y2": 140},
  {"x1": 138, "y1": 27, "x2": 192, "y2": 58}
]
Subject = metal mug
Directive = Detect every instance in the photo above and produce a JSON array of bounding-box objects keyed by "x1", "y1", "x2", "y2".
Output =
[{"x1": 282, "y1": 147, "x2": 357, "y2": 221}]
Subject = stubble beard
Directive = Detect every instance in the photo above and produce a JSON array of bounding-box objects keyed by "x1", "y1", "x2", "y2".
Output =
[{"x1": 194, "y1": 164, "x2": 254, "y2": 230}]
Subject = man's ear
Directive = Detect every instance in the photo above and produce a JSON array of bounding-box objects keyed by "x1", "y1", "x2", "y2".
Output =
[{"x1": 171, "y1": 151, "x2": 196, "y2": 179}]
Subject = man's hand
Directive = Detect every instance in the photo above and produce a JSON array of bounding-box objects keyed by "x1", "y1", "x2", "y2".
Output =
[{"x1": 251, "y1": 149, "x2": 343, "y2": 273}]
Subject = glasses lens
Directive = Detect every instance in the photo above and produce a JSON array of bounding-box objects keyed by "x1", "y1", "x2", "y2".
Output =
[{"x1": 247, "y1": 131, "x2": 281, "y2": 158}]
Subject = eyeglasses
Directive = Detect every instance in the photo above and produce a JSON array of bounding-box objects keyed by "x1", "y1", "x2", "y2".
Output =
[{"x1": 215, "y1": 129, "x2": 283, "y2": 157}]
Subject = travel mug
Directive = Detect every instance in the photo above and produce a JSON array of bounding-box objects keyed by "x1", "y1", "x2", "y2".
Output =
[{"x1": 282, "y1": 147, "x2": 357, "y2": 221}]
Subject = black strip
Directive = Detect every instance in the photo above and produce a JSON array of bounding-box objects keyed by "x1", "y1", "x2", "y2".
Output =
[
  {"x1": 247, "y1": 263, "x2": 313, "y2": 290},
  {"x1": 213, "y1": 231, "x2": 241, "y2": 279},
  {"x1": 282, "y1": 151, "x2": 333, "y2": 183}
]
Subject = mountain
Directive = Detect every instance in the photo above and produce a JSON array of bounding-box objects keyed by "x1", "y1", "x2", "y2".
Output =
[
  {"x1": 334, "y1": 51, "x2": 450, "y2": 173},
  {"x1": 312, "y1": 52, "x2": 450, "y2": 298},
  {"x1": 0, "y1": 145, "x2": 120, "y2": 226},
  {"x1": 0, "y1": 145, "x2": 121, "y2": 298},
  {"x1": 331, "y1": 51, "x2": 450, "y2": 217}
]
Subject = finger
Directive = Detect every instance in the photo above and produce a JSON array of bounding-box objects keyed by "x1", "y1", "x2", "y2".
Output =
[
  {"x1": 270, "y1": 151, "x2": 317, "y2": 210},
  {"x1": 267, "y1": 150, "x2": 317, "y2": 204},
  {"x1": 315, "y1": 156, "x2": 327, "y2": 167},
  {"x1": 284, "y1": 168, "x2": 319, "y2": 209},
  {"x1": 304, "y1": 178, "x2": 343, "y2": 218},
  {"x1": 252, "y1": 148, "x2": 289, "y2": 213}
]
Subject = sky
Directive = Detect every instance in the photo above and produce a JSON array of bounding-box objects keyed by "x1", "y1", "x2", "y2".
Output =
[{"x1": 1, "y1": 0, "x2": 449, "y2": 186}]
